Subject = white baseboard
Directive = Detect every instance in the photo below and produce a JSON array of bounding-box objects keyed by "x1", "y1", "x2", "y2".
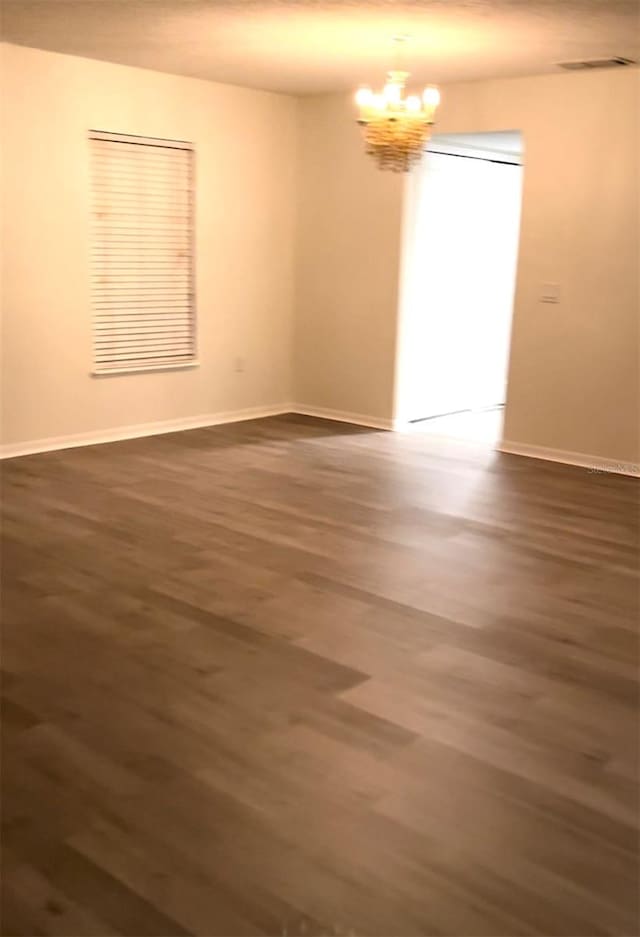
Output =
[
  {"x1": 5, "y1": 410, "x2": 634, "y2": 477},
  {"x1": 498, "y1": 440, "x2": 640, "y2": 477},
  {"x1": 0, "y1": 404, "x2": 293, "y2": 459},
  {"x1": 0, "y1": 404, "x2": 392, "y2": 459},
  {"x1": 290, "y1": 404, "x2": 393, "y2": 431}
]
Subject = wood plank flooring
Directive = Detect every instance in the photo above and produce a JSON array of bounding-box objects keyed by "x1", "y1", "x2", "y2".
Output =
[{"x1": 1, "y1": 414, "x2": 639, "y2": 936}]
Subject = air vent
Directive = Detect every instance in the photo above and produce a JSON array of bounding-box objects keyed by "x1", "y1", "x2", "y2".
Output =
[{"x1": 558, "y1": 57, "x2": 636, "y2": 70}]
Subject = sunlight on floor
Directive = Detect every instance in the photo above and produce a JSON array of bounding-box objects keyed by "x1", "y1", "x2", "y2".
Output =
[{"x1": 408, "y1": 407, "x2": 504, "y2": 445}]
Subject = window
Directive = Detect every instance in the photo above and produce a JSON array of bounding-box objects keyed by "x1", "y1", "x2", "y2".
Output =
[{"x1": 89, "y1": 131, "x2": 196, "y2": 374}]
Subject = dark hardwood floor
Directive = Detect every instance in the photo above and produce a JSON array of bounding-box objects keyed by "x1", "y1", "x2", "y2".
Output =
[{"x1": 1, "y1": 414, "x2": 639, "y2": 937}]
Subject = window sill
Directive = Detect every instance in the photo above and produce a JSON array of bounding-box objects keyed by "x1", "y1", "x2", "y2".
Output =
[{"x1": 91, "y1": 360, "x2": 200, "y2": 377}]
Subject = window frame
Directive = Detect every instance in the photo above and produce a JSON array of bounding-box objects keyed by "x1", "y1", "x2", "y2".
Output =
[{"x1": 88, "y1": 130, "x2": 198, "y2": 376}]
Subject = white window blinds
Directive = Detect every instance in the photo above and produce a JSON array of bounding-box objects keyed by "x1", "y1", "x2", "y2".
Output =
[{"x1": 89, "y1": 131, "x2": 196, "y2": 374}]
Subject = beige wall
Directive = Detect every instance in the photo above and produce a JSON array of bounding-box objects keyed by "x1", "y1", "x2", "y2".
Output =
[
  {"x1": 2, "y1": 45, "x2": 638, "y2": 464},
  {"x1": 296, "y1": 69, "x2": 640, "y2": 463},
  {"x1": 1, "y1": 43, "x2": 297, "y2": 448},
  {"x1": 295, "y1": 95, "x2": 404, "y2": 423}
]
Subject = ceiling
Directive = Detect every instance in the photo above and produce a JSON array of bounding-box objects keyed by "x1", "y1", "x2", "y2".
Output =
[{"x1": 2, "y1": 0, "x2": 638, "y2": 95}]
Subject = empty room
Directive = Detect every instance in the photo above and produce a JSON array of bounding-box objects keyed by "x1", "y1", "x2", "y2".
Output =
[{"x1": 1, "y1": 2, "x2": 639, "y2": 935}]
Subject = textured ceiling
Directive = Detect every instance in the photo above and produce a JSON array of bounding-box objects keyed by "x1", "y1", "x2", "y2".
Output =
[{"x1": 2, "y1": 0, "x2": 638, "y2": 94}]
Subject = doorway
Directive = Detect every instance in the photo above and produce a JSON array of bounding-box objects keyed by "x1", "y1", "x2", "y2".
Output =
[{"x1": 396, "y1": 131, "x2": 523, "y2": 444}]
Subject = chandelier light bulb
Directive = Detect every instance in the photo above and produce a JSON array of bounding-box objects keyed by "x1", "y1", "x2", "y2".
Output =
[
  {"x1": 406, "y1": 95, "x2": 421, "y2": 112},
  {"x1": 383, "y1": 82, "x2": 402, "y2": 105},
  {"x1": 355, "y1": 87, "x2": 373, "y2": 107}
]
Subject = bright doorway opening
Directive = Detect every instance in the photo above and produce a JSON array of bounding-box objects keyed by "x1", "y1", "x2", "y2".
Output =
[{"x1": 395, "y1": 131, "x2": 524, "y2": 445}]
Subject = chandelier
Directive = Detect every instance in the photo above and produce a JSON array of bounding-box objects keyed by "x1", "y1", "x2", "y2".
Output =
[{"x1": 354, "y1": 41, "x2": 440, "y2": 172}]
